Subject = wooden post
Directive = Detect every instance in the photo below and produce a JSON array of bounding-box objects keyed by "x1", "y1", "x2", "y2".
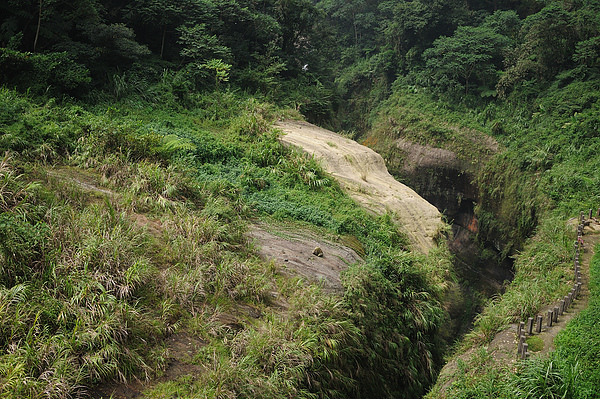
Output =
[
  {"x1": 536, "y1": 315, "x2": 543, "y2": 333},
  {"x1": 559, "y1": 300, "x2": 565, "y2": 315},
  {"x1": 589, "y1": 209, "x2": 593, "y2": 220},
  {"x1": 547, "y1": 310, "x2": 553, "y2": 327},
  {"x1": 553, "y1": 306, "x2": 559, "y2": 323},
  {"x1": 581, "y1": 211, "x2": 585, "y2": 222},
  {"x1": 517, "y1": 321, "x2": 524, "y2": 339},
  {"x1": 518, "y1": 334, "x2": 526, "y2": 354},
  {"x1": 597, "y1": 207, "x2": 600, "y2": 217},
  {"x1": 527, "y1": 317, "x2": 534, "y2": 334},
  {"x1": 568, "y1": 292, "x2": 573, "y2": 307},
  {"x1": 521, "y1": 343, "x2": 528, "y2": 360}
]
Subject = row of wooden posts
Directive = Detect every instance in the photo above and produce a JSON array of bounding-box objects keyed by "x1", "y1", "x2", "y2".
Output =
[{"x1": 515, "y1": 210, "x2": 591, "y2": 360}]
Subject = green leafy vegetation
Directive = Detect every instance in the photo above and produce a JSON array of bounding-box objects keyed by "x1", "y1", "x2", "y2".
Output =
[
  {"x1": 0, "y1": 87, "x2": 452, "y2": 398},
  {"x1": 2, "y1": 0, "x2": 600, "y2": 396}
]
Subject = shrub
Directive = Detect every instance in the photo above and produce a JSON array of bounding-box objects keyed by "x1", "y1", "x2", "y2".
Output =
[
  {"x1": 342, "y1": 251, "x2": 445, "y2": 398},
  {"x1": 0, "y1": 49, "x2": 90, "y2": 95}
]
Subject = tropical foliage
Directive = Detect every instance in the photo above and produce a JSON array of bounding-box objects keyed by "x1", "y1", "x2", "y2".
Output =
[{"x1": 2, "y1": 0, "x2": 600, "y2": 397}]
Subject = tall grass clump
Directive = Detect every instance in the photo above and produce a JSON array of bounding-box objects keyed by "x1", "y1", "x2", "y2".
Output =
[
  {"x1": 157, "y1": 209, "x2": 269, "y2": 308},
  {"x1": 507, "y1": 355, "x2": 580, "y2": 399},
  {"x1": 0, "y1": 158, "x2": 162, "y2": 398},
  {"x1": 426, "y1": 346, "x2": 508, "y2": 399},
  {"x1": 142, "y1": 281, "x2": 362, "y2": 399},
  {"x1": 0, "y1": 91, "x2": 87, "y2": 163},
  {"x1": 341, "y1": 248, "x2": 447, "y2": 398},
  {"x1": 0, "y1": 154, "x2": 48, "y2": 287}
]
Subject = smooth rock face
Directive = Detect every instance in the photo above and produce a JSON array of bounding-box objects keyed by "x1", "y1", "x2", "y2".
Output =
[
  {"x1": 275, "y1": 120, "x2": 444, "y2": 254},
  {"x1": 248, "y1": 224, "x2": 362, "y2": 293}
]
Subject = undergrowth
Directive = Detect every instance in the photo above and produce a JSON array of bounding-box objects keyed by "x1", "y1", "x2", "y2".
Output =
[{"x1": 0, "y1": 87, "x2": 452, "y2": 398}]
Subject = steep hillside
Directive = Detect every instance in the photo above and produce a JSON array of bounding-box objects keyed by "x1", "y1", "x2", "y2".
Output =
[
  {"x1": 2, "y1": 0, "x2": 599, "y2": 396},
  {"x1": 0, "y1": 89, "x2": 453, "y2": 399}
]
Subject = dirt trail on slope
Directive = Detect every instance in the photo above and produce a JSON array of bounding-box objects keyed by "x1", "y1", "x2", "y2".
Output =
[{"x1": 274, "y1": 120, "x2": 444, "y2": 254}]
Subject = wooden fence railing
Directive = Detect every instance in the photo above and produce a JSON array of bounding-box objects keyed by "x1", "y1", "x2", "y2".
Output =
[{"x1": 515, "y1": 209, "x2": 591, "y2": 360}]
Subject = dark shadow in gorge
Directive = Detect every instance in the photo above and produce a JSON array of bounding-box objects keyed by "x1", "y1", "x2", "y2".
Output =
[{"x1": 401, "y1": 165, "x2": 515, "y2": 341}]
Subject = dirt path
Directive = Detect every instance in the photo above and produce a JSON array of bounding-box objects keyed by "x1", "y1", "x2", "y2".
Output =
[{"x1": 274, "y1": 120, "x2": 444, "y2": 254}]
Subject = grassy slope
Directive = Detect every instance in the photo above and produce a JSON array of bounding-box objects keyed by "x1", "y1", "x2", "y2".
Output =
[{"x1": 0, "y1": 87, "x2": 454, "y2": 398}]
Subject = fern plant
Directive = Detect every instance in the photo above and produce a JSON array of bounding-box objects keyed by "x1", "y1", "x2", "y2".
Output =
[{"x1": 157, "y1": 134, "x2": 197, "y2": 158}]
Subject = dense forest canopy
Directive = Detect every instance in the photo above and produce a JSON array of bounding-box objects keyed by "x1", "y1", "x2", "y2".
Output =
[
  {"x1": 2, "y1": 0, "x2": 599, "y2": 115},
  {"x1": 0, "y1": 0, "x2": 322, "y2": 95}
]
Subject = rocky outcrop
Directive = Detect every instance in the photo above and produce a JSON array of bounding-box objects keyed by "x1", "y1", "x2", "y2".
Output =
[{"x1": 275, "y1": 120, "x2": 445, "y2": 254}]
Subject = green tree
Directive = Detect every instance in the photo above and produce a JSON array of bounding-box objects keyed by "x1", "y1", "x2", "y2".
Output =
[
  {"x1": 318, "y1": 0, "x2": 376, "y2": 48},
  {"x1": 122, "y1": 0, "x2": 207, "y2": 59},
  {"x1": 379, "y1": 0, "x2": 470, "y2": 69},
  {"x1": 203, "y1": 58, "x2": 231, "y2": 90},
  {"x1": 421, "y1": 24, "x2": 510, "y2": 95},
  {"x1": 496, "y1": 2, "x2": 578, "y2": 97},
  {"x1": 274, "y1": 0, "x2": 320, "y2": 73},
  {"x1": 178, "y1": 23, "x2": 230, "y2": 62}
]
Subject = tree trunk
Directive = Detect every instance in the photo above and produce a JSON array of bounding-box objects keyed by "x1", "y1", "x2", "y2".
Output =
[
  {"x1": 160, "y1": 27, "x2": 166, "y2": 58},
  {"x1": 33, "y1": 0, "x2": 42, "y2": 52},
  {"x1": 353, "y1": 12, "x2": 358, "y2": 45}
]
